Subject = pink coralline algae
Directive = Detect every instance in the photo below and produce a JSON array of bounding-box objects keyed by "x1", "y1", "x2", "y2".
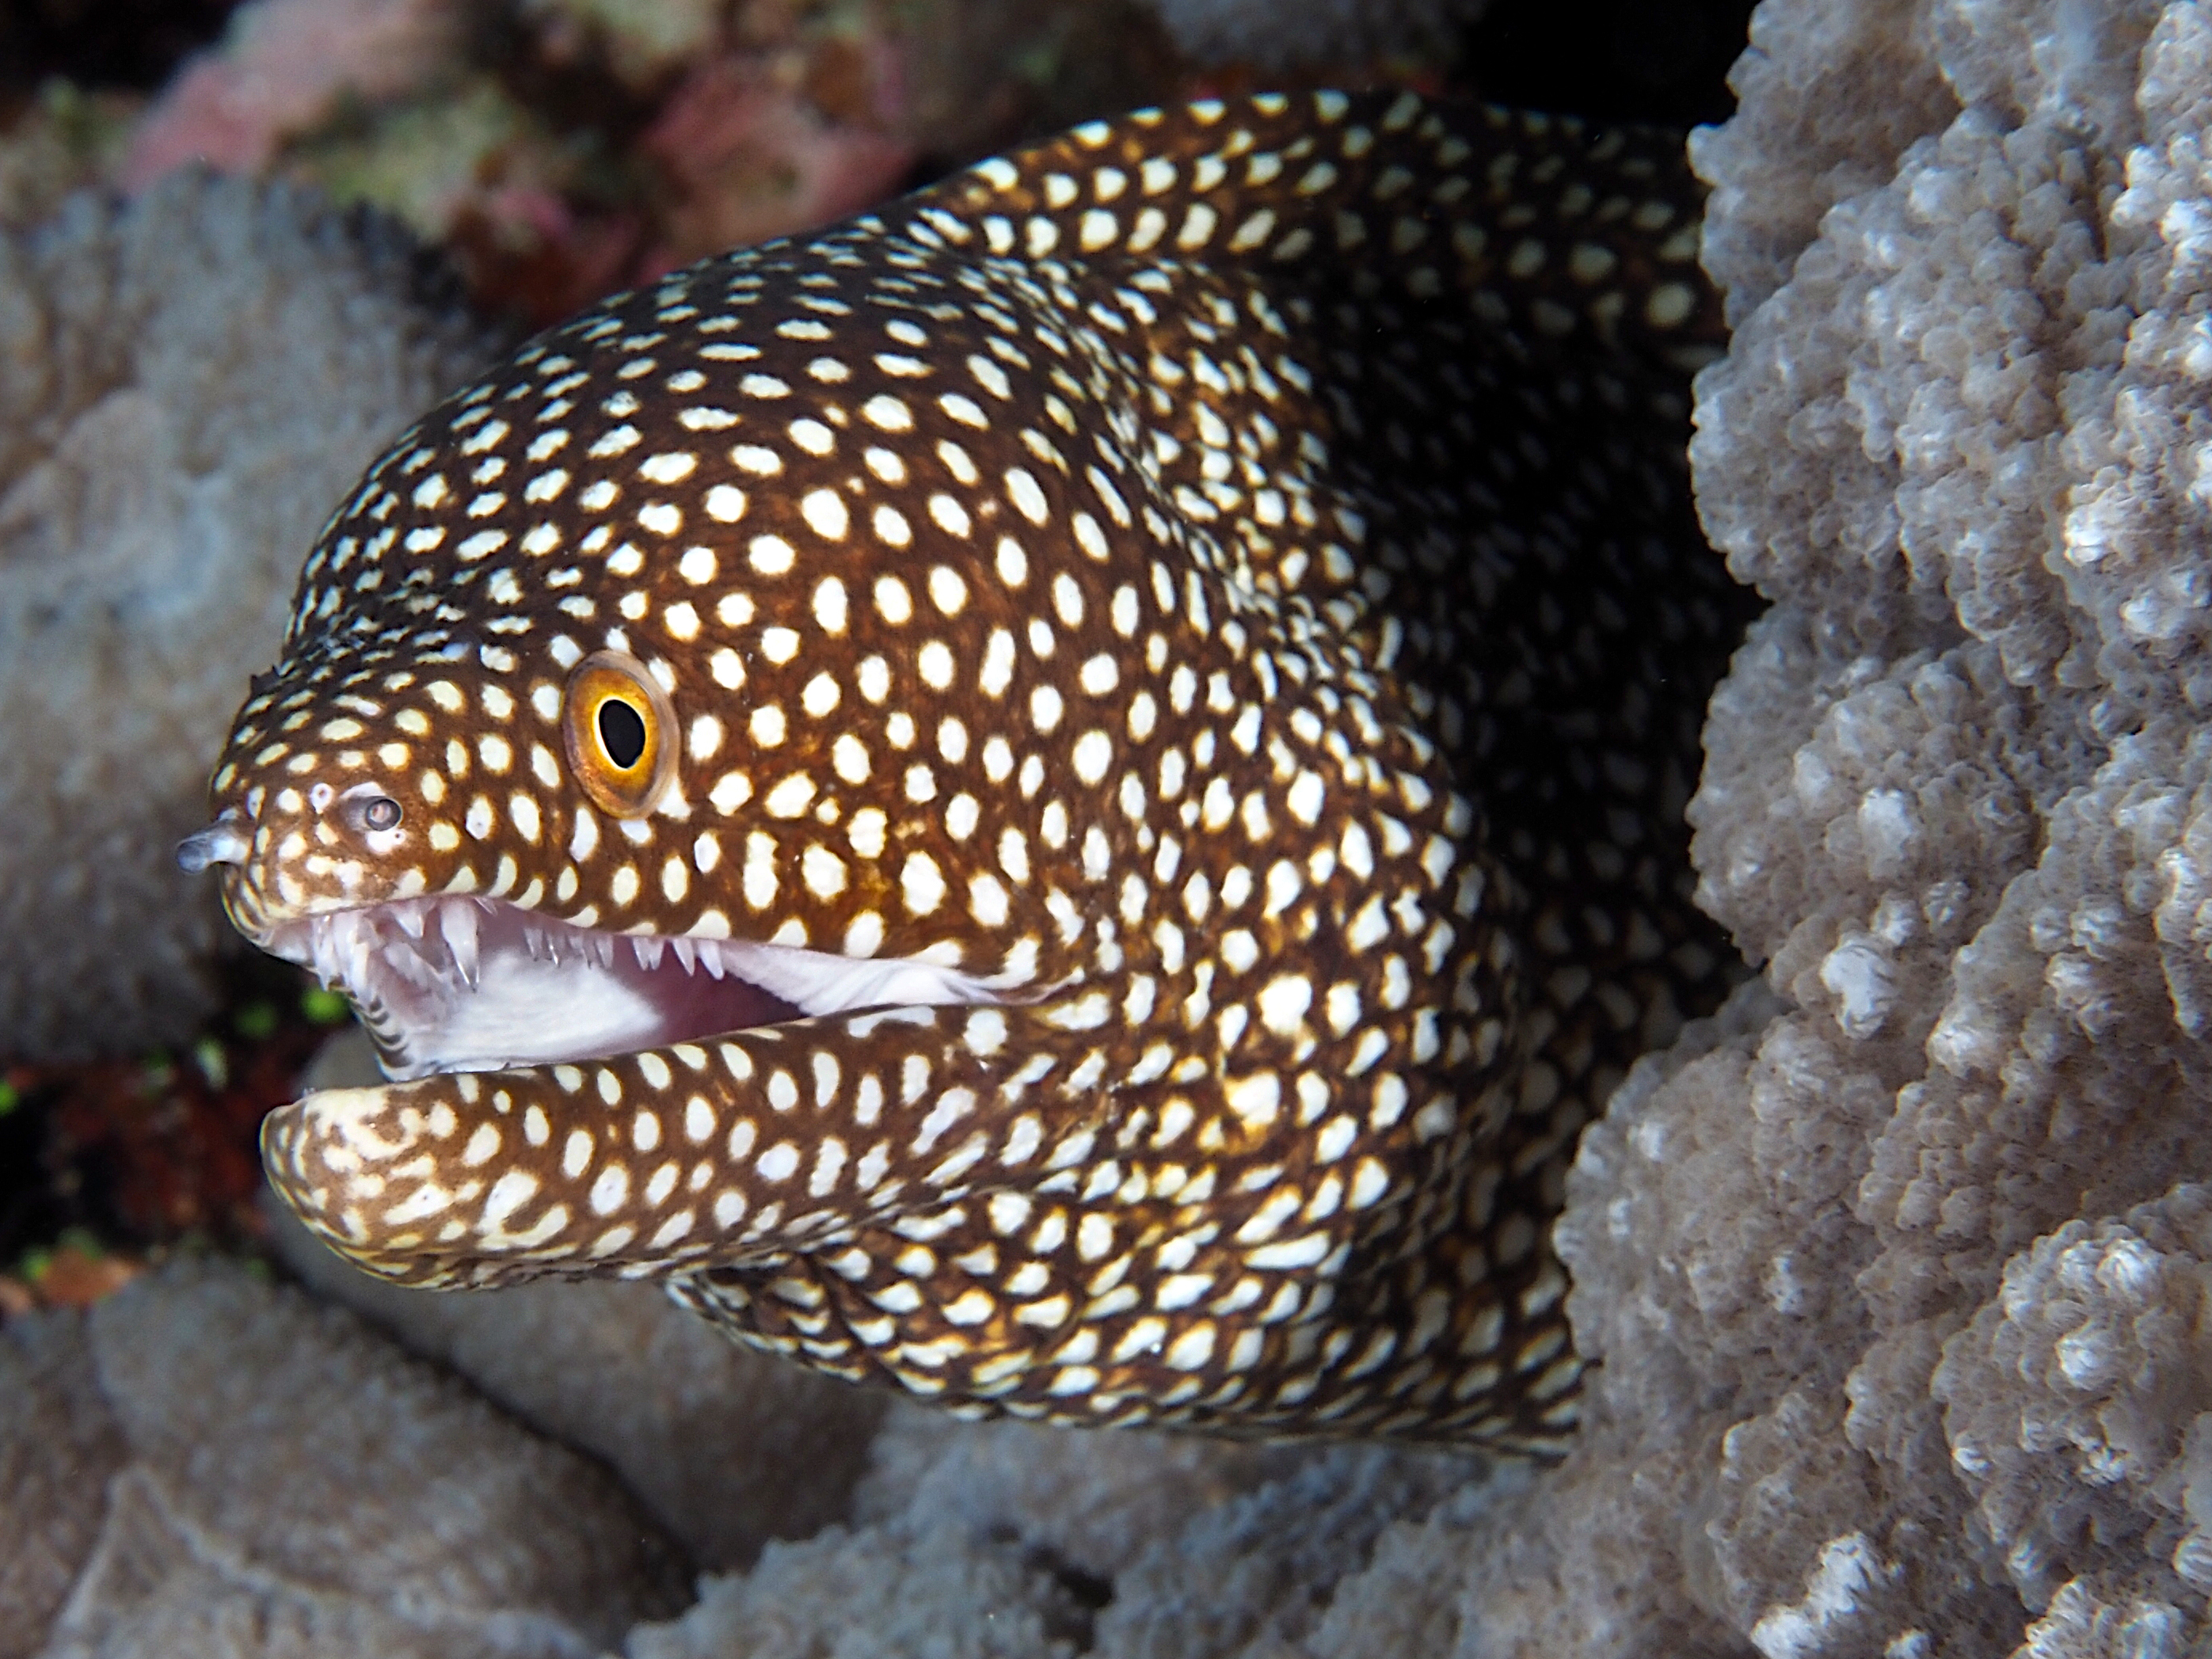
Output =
[
  {"x1": 634, "y1": 36, "x2": 914, "y2": 275},
  {"x1": 119, "y1": 0, "x2": 455, "y2": 189},
  {"x1": 106, "y1": 0, "x2": 920, "y2": 323}
]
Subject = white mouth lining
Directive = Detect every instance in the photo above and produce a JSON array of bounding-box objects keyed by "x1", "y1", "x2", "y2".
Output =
[{"x1": 267, "y1": 895, "x2": 1013, "y2": 1081}]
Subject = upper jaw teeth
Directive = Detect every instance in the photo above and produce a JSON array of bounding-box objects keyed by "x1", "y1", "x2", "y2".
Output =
[
  {"x1": 278, "y1": 893, "x2": 1024, "y2": 1067},
  {"x1": 294, "y1": 896, "x2": 715, "y2": 998}
]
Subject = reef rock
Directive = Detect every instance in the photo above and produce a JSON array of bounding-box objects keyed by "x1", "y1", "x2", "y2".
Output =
[
  {"x1": 618, "y1": 1406, "x2": 1478, "y2": 1659},
  {"x1": 0, "y1": 173, "x2": 492, "y2": 1060},
  {"x1": 0, "y1": 1258, "x2": 688, "y2": 1659}
]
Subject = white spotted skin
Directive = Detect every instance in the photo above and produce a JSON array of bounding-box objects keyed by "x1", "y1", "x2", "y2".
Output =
[{"x1": 225, "y1": 91, "x2": 1747, "y2": 1450}]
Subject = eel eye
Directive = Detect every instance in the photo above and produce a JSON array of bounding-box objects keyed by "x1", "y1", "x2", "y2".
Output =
[
  {"x1": 563, "y1": 650, "x2": 676, "y2": 818},
  {"x1": 361, "y1": 797, "x2": 402, "y2": 832}
]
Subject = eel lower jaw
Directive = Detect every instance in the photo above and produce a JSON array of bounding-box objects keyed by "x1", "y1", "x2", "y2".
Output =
[{"x1": 257, "y1": 894, "x2": 1010, "y2": 1082}]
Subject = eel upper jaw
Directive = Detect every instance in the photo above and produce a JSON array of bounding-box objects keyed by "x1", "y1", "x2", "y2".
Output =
[{"x1": 251, "y1": 893, "x2": 1011, "y2": 1082}]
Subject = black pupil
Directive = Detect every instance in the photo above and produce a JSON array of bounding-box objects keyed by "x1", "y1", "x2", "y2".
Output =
[
  {"x1": 598, "y1": 698, "x2": 648, "y2": 769},
  {"x1": 364, "y1": 797, "x2": 401, "y2": 831}
]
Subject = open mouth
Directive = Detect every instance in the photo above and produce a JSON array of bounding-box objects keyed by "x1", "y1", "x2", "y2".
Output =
[{"x1": 262, "y1": 896, "x2": 1009, "y2": 1082}]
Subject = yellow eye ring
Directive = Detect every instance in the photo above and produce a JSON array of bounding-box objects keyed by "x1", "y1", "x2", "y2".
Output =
[{"x1": 562, "y1": 651, "x2": 677, "y2": 818}]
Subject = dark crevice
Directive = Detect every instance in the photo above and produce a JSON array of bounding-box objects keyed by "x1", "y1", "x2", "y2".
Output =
[
  {"x1": 0, "y1": 0, "x2": 245, "y2": 97},
  {"x1": 1459, "y1": 0, "x2": 1759, "y2": 128}
]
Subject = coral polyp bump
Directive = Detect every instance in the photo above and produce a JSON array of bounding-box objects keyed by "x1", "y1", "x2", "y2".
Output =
[{"x1": 182, "y1": 90, "x2": 1746, "y2": 1445}]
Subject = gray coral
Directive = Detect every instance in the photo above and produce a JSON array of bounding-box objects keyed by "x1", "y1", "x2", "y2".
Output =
[
  {"x1": 617, "y1": 1406, "x2": 1479, "y2": 1659},
  {"x1": 0, "y1": 172, "x2": 492, "y2": 1060},
  {"x1": 0, "y1": 1259, "x2": 687, "y2": 1659},
  {"x1": 1934, "y1": 1186, "x2": 2212, "y2": 1626}
]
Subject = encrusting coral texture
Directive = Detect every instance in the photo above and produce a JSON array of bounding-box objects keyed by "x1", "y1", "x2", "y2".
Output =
[
  {"x1": 276, "y1": 1225, "x2": 889, "y2": 1573},
  {"x1": 0, "y1": 1258, "x2": 688, "y2": 1659},
  {"x1": 0, "y1": 173, "x2": 491, "y2": 1060}
]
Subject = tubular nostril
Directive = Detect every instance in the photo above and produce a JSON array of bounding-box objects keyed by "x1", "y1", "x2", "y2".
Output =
[{"x1": 177, "y1": 819, "x2": 251, "y2": 873}]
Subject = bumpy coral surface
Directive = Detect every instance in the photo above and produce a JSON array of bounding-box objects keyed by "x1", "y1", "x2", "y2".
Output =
[
  {"x1": 0, "y1": 173, "x2": 489, "y2": 1060},
  {"x1": 279, "y1": 1227, "x2": 890, "y2": 1571},
  {"x1": 1, "y1": 1258, "x2": 688, "y2": 1659},
  {"x1": 614, "y1": 1400, "x2": 1479, "y2": 1659}
]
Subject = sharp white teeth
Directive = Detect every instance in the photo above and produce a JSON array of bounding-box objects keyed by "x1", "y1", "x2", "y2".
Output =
[
  {"x1": 343, "y1": 916, "x2": 373, "y2": 989},
  {"x1": 394, "y1": 904, "x2": 427, "y2": 940},
  {"x1": 383, "y1": 939, "x2": 447, "y2": 991},
  {"x1": 440, "y1": 901, "x2": 481, "y2": 990},
  {"x1": 305, "y1": 911, "x2": 364, "y2": 992},
  {"x1": 633, "y1": 935, "x2": 666, "y2": 971},
  {"x1": 698, "y1": 940, "x2": 726, "y2": 980},
  {"x1": 670, "y1": 938, "x2": 697, "y2": 974}
]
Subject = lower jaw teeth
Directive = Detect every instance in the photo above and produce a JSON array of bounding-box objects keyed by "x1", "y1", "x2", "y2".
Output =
[
  {"x1": 439, "y1": 903, "x2": 481, "y2": 989},
  {"x1": 382, "y1": 939, "x2": 450, "y2": 992}
]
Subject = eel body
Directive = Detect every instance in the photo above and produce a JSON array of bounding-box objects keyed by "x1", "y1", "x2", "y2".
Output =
[{"x1": 183, "y1": 91, "x2": 1746, "y2": 1448}]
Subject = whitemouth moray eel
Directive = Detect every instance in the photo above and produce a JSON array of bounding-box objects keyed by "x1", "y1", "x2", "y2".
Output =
[{"x1": 181, "y1": 91, "x2": 1748, "y2": 1448}]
